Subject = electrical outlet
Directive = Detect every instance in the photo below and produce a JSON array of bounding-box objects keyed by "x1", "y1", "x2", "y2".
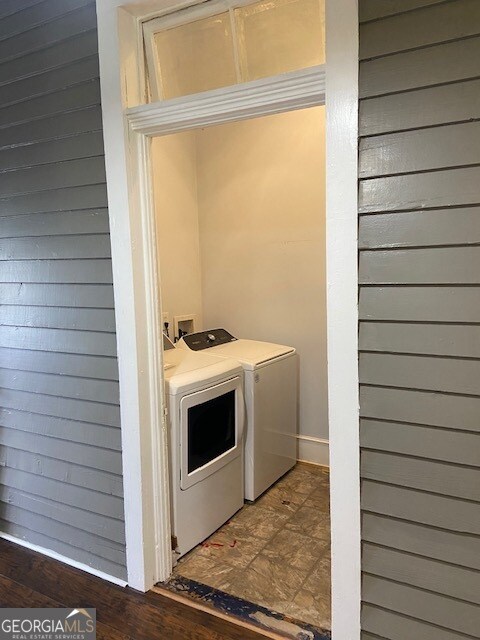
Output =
[{"x1": 162, "y1": 312, "x2": 169, "y2": 324}]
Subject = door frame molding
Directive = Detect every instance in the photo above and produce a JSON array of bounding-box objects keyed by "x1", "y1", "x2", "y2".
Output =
[
  {"x1": 325, "y1": 1, "x2": 361, "y2": 636},
  {"x1": 127, "y1": 65, "x2": 325, "y2": 134},
  {"x1": 127, "y1": 62, "x2": 326, "y2": 590},
  {"x1": 96, "y1": 2, "x2": 360, "y2": 638}
]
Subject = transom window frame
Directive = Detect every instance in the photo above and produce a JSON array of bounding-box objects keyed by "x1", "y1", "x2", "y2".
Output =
[{"x1": 142, "y1": 0, "x2": 325, "y2": 102}]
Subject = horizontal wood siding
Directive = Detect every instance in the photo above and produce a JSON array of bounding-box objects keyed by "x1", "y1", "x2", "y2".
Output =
[
  {"x1": 360, "y1": 35, "x2": 480, "y2": 98},
  {"x1": 362, "y1": 604, "x2": 473, "y2": 640},
  {"x1": 359, "y1": 322, "x2": 480, "y2": 358},
  {"x1": 359, "y1": 207, "x2": 480, "y2": 249},
  {"x1": 359, "y1": 77, "x2": 480, "y2": 136},
  {"x1": 359, "y1": 0, "x2": 448, "y2": 23},
  {"x1": 358, "y1": 2, "x2": 480, "y2": 637},
  {"x1": 360, "y1": 0, "x2": 480, "y2": 60},
  {"x1": 362, "y1": 513, "x2": 480, "y2": 570},
  {"x1": 0, "y1": 0, "x2": 125, "y2": 579}
]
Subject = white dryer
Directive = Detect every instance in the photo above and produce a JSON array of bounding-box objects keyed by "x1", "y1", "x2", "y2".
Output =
[
  {"x1": 178, "y1": 329, "x2": 297, "y2": 501},
  {"x1": 163, "y1": 338, "x2": 245, "y2": 557}
]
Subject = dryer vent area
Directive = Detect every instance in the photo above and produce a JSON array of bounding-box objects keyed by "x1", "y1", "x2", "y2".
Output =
[{"x1": 153, "y1": 107, "x2": 329, "y2": 633}]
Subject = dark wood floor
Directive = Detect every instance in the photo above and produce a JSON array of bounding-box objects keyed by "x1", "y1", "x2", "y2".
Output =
[{"x1": 0, "y1": 538, "x2": 268, "y2": 640}]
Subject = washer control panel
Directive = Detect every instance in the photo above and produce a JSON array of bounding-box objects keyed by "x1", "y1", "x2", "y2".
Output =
[{"x1": 181, "y1": 328, "x2": 237, "y2": 351}]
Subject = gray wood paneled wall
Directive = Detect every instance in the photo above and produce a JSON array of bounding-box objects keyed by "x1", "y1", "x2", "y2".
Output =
[
  {"x1": 0, "y1": 0, "x2": 126, "y2": 579},
  {"x1": 358, "y1": 0, "x2": 480, "y2": 637}
]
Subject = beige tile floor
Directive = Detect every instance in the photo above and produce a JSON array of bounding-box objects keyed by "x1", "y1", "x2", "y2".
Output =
[{"x1": 173, "y1": 462, "x2": 331, "y2": 629}]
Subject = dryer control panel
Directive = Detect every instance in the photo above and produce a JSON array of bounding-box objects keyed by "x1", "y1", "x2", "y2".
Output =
[{"x1": 181, "y1": 328, "x2": 237, "y2": 351}]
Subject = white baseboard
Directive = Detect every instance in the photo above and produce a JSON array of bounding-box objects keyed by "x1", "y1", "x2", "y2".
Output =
[
  {"x1": 0, "y1": 531, "x2": 127, "y2": 588},
  {"x1": 296, "y1": 435, "x2": 329, "y2": 467}
]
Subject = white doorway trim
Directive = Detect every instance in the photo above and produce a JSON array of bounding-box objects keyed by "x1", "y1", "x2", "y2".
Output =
[
  {"x1": 96, "y1": 1, "x2": 360, "y2": 638},
  {"x1": 127, "y1": 65, "x2": 325, "y2": 134},
  {"x1": 325, "y1": 1, "x2": 360, "y2": 638},
  {"x1": 126, "y1": 62, "x2": 326, "y2": 587}
]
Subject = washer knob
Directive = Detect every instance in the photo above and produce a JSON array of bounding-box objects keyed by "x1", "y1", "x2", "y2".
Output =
[{"x1": 207, "y1": 333, "x2": 216, "y2": 342}]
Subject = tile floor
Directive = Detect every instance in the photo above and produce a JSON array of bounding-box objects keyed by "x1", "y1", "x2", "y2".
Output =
[{"x1": 173, "y1": 462, "x2": 331, "y2": 629}]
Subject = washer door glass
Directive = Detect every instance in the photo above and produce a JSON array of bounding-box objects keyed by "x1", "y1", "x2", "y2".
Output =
[
  {"x1": 188, "y1": 390, "x2": 235, "y2": 473},
  {"x1": 180, "y1": 376, "x2": 244, "y2": 490}
]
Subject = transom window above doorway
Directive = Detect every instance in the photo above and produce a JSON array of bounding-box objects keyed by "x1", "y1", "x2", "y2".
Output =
[{"x1": 143, "y1": 0, "x2": 325, "y2": 102}]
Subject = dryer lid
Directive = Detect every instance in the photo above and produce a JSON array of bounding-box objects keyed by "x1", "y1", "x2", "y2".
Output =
[
  {"x1": 179, "y1": 330, "x2": 295, "y2": 370},
  {"x1": 206, "y1": 339, "x2": 295, "y2": 369},
  {"x1": 163, "y1": 348, "x2": 242, "y2": 395}
]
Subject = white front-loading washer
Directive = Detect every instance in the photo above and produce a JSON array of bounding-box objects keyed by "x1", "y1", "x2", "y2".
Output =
[
  {"x1": 178, "y1": 329, "x2": 297, "y2": 501},
  {"x1": 163, "y1": 339, "x2": 245, "y2": 558}
]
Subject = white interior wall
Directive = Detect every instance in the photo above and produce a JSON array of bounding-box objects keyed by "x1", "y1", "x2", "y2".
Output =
[
  {"x1": 152, "y1": 131, "x2": 203, "y2": 338},
  {"x1": 153, "y1": 107, "x2": 328, "y2": 458},
  {"x1": 197, "y1": 107, "x2": 328, "y2": 450}
]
